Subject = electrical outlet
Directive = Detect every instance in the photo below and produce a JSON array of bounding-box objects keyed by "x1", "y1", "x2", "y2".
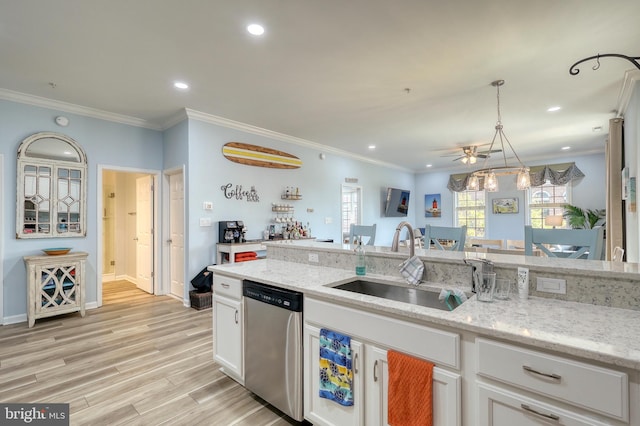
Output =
[
  {"x1": 536, "y1": 277, "x2": 566, "y2": 294},
  {"x1": 324, "y1": 217, "x2": 332, "y2": 224},
  {"x1": 308, "y1": 253, "x2": 319, "y2": 263},
  {"x1": 203, "y1": 201, "x2": 213, "y2": 210}
]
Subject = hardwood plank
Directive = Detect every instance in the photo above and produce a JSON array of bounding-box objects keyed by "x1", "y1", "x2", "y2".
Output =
[{"x1": 0, "y1": 280, "x2": 303, "y2": 426}]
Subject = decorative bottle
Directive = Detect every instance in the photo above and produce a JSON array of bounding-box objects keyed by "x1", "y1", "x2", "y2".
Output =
[{"x1": 355, "y1": 238, "x2": 366, "y2": 276}]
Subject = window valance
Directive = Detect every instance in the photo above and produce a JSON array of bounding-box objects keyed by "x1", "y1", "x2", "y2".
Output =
[
  {"x1": 528, "y1": 162, "x2": 584, "y2": 186},
  {"x1": 447, "y1": 162, "x2": 584, "y2": 192}
]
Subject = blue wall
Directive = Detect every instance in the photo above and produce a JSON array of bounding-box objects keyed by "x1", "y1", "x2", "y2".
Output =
[{"x1": 0, "y1": 100, "x2": 162, "y2": 320}]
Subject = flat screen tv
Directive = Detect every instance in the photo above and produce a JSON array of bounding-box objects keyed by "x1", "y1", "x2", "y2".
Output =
[{"x1": 384, "y1": 187, "x2": 410, "y2": 217}]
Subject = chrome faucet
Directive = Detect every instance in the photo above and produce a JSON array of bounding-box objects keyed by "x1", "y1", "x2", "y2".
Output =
[{"x1": 391, "y1": 221, "x2": 415, "y2": 258}]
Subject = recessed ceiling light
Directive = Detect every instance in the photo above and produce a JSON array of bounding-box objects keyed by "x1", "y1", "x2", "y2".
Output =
[
  {"x1": 368, "y1": 145, "x2": 376, "y2": 150},
  {"x1": 561, "y1": 146, "x2": 571, "y2": 151},
  {"x1": 247, "y1": 24, "x2": 265, "y2": 35},
  {"x1": 592, "y1": 126, "x2": 603, "y2": 132},
  {"x1": 426, "y1": 164, "x2": 433, "y2": 168},
  {"x1": 174, "y1": 81, "x2": 189, "y2": 90},
  {"x1": 547, "y1": 106, "x2": 561, "y2": 112}
]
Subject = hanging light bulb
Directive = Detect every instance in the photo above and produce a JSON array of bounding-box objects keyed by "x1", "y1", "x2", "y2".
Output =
[
  {"x1": 485, "y1": 170, "x2": 499, "y2": 192},
  {"x1": 467, "y1": 174, "x2": 479, "y2": 191},
  {"x1": 517, "y1": 168, "x2": 531, "y2": 190},
  {"x1": 469, "y1": 156, "x2": 477, "y2": 164},
  {"x1": 461, "y1": 156, "x2": 469, "y2": 164}
]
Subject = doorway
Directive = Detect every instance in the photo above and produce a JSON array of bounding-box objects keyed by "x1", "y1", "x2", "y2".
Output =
[
  {"x1": 98, "y1": 167, "x2": 159, "y2": 306},
  {"x1": 341, "y1": 184, "x2": 362, "y2": 243}
]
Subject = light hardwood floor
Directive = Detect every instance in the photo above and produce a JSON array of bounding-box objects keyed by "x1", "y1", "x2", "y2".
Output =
[{"x1": 0, "y1": 280, "x2": 304, "y2": 425}]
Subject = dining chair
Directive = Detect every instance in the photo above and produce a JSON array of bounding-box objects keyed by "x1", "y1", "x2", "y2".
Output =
[
  {"x1": 468, "y1": 238, "x2": 503, "y2": 249},
  {"x1": 348, "y1": 224, "x2": 377, "y2": 245},
  {"x1": 424, "y1": 225, "x2": 467, "y2": 251},
  {"x1": 524, "y1": 225, "x2": 604, "y2": 260}
]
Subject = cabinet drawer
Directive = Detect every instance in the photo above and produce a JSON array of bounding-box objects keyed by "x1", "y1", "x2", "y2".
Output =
[
  {"x1": 478, "y1": 383, "x2": 611, "y2": 426},
  {"x1": 213, "y1": 274, "x2": 243, "y2": 300},
  {"x1": 476, "y1": 338, "x2": 628, "y2": 421}
]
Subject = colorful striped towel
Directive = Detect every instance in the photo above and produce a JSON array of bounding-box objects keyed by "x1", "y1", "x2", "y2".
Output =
[{"x1": 319, "y1": 328, "x2": 354, "y2": 406}]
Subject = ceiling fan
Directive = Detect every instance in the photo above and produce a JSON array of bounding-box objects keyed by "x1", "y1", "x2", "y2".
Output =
[{"x1": 446, "y1": 145, "x2": 502, "y2": 164}]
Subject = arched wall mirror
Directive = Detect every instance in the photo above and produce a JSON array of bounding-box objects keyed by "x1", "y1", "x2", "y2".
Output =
[{"x1": 16, "y1": 132, "x2": 87, "y2": 239}]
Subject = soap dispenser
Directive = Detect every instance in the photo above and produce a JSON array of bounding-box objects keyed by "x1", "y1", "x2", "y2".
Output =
[{"x1": 355, "y1": 238, "x2": 366, "y2": 276}]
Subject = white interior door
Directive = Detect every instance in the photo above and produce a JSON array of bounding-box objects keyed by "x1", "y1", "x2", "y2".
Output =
[
  {"x1": 169, "y1": 172, "x2": 185, "y2": 298},
  {"x1": 136, "y1": 176, "x2": 153, "y2": 294}
]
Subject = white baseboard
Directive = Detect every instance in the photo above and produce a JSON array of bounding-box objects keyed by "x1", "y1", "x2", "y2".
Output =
[
  {"x1": 102, "y1": 273, "x2": 116, "y2": 282},
  {"x1": 3, "y1": 313, "x2": 27, "y2": 325}
]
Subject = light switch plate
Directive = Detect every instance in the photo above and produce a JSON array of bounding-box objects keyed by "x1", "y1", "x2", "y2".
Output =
[
  {"x1": 203, "y1": 201, "x2": 213, "y2": 210},
  {"x1": 199, "y1": 217, "x2": 212, "y2": 227},
  {"x1": 536, "y1": 277, "x2": 566, "y2": 294}
]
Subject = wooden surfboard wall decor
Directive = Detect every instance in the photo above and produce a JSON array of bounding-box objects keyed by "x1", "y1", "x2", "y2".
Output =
[{"x1": 222, "y1": 142, "x2": 302, "y2": 169}]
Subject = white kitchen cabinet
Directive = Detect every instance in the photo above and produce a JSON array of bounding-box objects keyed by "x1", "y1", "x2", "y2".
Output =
[
  {"x1": 304, "y1": 297, "x2": 461, "y2": 425},
  {"x1": 478, "y1": 383, "x2": 611, "y2": 426},
  {"x1": 476, "y1": 337, "x2": 630, "y2": 425},
  {"x1": 24, "y1": 252, "x2": 88, "y2": 327},
  {"x1": 364, "y1": 344, "x2": 461, "y2": 426},
  {"x1": 212, "y1": 274, "x2": 243, "y2": 383},
  {"x1": 305, "y1": 324, "x2": 365, "y2": 426}
]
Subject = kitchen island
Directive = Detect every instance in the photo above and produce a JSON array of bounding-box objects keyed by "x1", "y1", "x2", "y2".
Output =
[{"x1": 209, "y1": 240, "x2": 640, "y2": 425}]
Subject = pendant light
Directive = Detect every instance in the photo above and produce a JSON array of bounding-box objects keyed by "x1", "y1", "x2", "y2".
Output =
[{"x1": 467, "y1": 80, "x2": 530, "y2": 191}]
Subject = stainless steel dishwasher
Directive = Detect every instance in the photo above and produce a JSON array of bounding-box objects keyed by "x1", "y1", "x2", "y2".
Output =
[{"x1": 243, "y1": 280, "x2": 304, "y2": 421}]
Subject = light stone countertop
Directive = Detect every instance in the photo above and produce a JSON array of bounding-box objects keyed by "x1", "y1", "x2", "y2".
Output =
[{"x1": 210, "y1": 257, "x2": 640, "y2": 371}]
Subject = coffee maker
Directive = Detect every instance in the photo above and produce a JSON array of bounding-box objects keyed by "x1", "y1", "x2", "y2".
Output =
[{"x1": 219, "y1": 220, "x2": 246, "y2": 243}]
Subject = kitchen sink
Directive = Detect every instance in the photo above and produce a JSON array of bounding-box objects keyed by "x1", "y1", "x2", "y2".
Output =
[{"x1": 331, "y1": 280, "x2": 465, "y2": 311}]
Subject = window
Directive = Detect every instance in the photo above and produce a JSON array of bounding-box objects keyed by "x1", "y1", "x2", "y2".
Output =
[
  {"x1": 528, "y1": 181, "x2": 570, "y2": 228},
  {"x1": 455, "y1": 190, "x2": 486, "y2": 237},
  {"x1": 341, "y1": 184, "x2": 362, "y2": 241}
]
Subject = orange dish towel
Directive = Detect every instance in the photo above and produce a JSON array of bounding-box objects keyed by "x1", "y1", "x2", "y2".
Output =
[{"x1": 387, "y1": 350, "x2": 434, "y2": 426}]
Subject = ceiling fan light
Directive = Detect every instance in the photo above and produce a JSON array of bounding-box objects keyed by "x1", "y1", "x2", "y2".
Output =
[
  {"x1": 485, "y1": 171, "x2": 499, "y2": 192},
  {"x1": 469, "y1": 156, "x2": 477, "y2": 164},
  {"x1": 461, "y1": 156, "x2": 469, "y2": 164}
]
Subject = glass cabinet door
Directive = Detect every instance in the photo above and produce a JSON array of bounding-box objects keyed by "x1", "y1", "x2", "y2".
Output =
[{"x1": 17, "y1": 132, "x2": 87, "y2": 239}]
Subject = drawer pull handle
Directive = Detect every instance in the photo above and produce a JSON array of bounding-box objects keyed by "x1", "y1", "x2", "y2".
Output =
[
  {"x1": 354, "y1": 353, "x2": 359, "y2": 374},
  {"x1": 221, "y1": 283, "x2": 230, "y2": 289},
  {"x1": 373, "y1": 360, "x2": 378, "y2": 382},
  {"x1": 521, "y1": 404, "x2": 560, "y2": 422},
  {"x1": 522, "y1": 365, "x2": 562, "y2": 381}
]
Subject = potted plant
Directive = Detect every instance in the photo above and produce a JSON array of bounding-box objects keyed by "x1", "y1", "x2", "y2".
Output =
[{"x1": 562, "y1": 204, "x2": 605, "y2": 229}]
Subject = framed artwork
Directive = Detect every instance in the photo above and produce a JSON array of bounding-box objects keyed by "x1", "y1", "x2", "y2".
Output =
[
  {"x1": 425, "y1": 193, "x2": 441, "y2": 217},
  {"x1": 492, "y1": 197, "x2": 518, "y2": 214}
]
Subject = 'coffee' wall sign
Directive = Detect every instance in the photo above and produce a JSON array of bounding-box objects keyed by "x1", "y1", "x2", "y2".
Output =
[{"x1": 221, "y1": 183, "x2": 260, "y2": 202}]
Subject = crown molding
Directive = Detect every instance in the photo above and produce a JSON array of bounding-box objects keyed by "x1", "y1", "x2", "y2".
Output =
[
  {"x1": 616, "y1": 69, "x2": 640, "y2": 118},
  {"x1": 0, "y1": 88, "x2": 163, "y2": 130},
  {"x1": 182, "y1": 108, "x2": 413, "y2": 172}
]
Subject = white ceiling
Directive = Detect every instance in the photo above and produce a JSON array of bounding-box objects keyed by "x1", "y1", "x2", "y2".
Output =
[{"x1": 2, "y1": 0, "x2": 639, "y2": 172}]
